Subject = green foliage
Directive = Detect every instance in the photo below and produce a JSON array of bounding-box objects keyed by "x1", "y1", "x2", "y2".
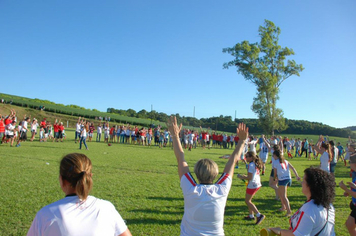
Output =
[{"x1": 223, "y1": 20, "x2": 304, "y2": 135}]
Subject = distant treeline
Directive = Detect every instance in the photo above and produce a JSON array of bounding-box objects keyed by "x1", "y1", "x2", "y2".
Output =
[{"x1": 107, "y1": 108, "x2": 356, "y2": 138}]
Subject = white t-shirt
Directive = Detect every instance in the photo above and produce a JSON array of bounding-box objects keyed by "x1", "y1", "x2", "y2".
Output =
[
  {"x1": 27, "y1": 195, "x2": 128, "y2": 236},
  {"x1": 76, "y1": 123, "x2": 81, "y2": 132},
  {"x1": 248, "y1": 139, "x2": 258, "y2": 153},
  {"x1": 247, "y1": 162, "x2": 261, "y2": 189},
  {"x1": 320, "y1": 152, "x2": 330, "y2": 173},
  {"x1": 31, "y1": 123, "x2": 39, "y2": 132},
  {"x1": 274, "y1": 160, "x2": 291, "y2": 181},
  {"x1": 97, "y1": 126, "x2": 102, "y2": 134},
  {"x1": 180, "y1": 173, "x2": 232, "y2": 236},
  {"x1": 5, "y1": 124, "x2": 15, "y2": 135},
  {"x1": 331, "y1": 147, "x2": 338, "y2": 164},
  {"x1": 259, "y1": 142, "x2": 269, "y2": 163},
  {"x1": 290, "y1": 200, "x2": 335, "y2": 236},
  {"x1": 22, "y1": 120, "x2": 28, "y2": 132}
]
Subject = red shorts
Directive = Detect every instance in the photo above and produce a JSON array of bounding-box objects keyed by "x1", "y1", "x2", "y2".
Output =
[{"x1": 246, "y1": 187, "x2": 261, "y2": 196}]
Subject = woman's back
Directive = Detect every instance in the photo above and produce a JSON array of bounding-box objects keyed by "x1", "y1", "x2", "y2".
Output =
[{"x1": 27, "y1": 195, "x2": 127, "y2": 236}]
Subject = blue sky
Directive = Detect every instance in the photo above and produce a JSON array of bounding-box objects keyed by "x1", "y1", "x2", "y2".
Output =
[{"x1": 1, "y1": 1, "x2": 355, "y2": 128}]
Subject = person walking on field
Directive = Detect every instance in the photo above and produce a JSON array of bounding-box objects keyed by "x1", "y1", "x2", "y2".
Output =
[{"x1": 167, "y1": 116, "x2": 250, "y2": 234}]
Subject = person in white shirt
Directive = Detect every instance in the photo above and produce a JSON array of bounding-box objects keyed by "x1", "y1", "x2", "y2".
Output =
[
  {"x1": 248, "y1": 136, "x2": 258, "y2": 154},
  {"x1": 75, "y1": 117, "x2": 82, "y2": 143},
  {"x1": 237, "y1": 151, "x2": 265, "y2": 224},
  {"x1": 329, "y1": 141, "x2": 338, "y2": 176},
  {"x1": 27, "y1": 153, "x2": 131, "y2": 236},
  {"x1": 167, "y1": 116, "x2": 248, "y2": 236},
  {"x1": 5, "y1": 120, "x2": 17, "y2": 146},
  {"x1": 96, "y1": 123, "x2": 102, "y2": 142},
  {"x1": 312, "y1": 135, "x2": 333, "y2": 173},
  {"x1": 273, "y1": 149, "x2": 300, "y2": 217},
  {"x1": 79, "y1": 125, "x2": 88, "y2": 150},
  {"x1": 188, "y1": 130, "x2": 195, "y2": 151},
  {"x1": 30, "y1": 118, "x2": 39, "y2": 142},
  {"x1": 17, "y1": 117, "x2": 30, "y2": 147},
  {"x1": 270, "y1": 167, "x2": 335, "y2": 236},
  {"x1": 257, "y1": 135, "x2": 269, "y2": 175}
]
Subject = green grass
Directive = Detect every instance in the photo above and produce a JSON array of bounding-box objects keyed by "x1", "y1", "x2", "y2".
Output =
[{"x1": 0, "y1": 131, "x2": 351, "y2": 235}]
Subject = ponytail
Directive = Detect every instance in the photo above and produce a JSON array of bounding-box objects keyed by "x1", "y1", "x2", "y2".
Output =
[{"x1": 60, "y1": 153, "x2": 93, "y2": 200}]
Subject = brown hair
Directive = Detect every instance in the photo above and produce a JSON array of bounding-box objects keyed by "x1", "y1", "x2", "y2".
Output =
[
  {"x1": 60, "y1": 153, "x2": 93, "y2": 200},
  {"x1": 194, "y1": 159, "x2": 219, "y2": 184},
  {"x1": 273, "y1": 150, "x2": 285, "y2": 164},
  {"x1": 321, "y1": 143, "x2": 333, "y2": 162},
  {"x1": 246, "y1": 151, "x2": 263, "y2": 171}
]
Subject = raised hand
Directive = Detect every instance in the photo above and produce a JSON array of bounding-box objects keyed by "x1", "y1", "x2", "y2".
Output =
[
  {"x1": 236, "y1": 123, "x2": 249, "y2": 141},
  {"x1": 166, "y1": 116, "x2": 182, "y2": 138}
]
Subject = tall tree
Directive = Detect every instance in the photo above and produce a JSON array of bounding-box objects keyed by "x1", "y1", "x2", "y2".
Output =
[{"x1": 223, "y1": 20, "x2": 304, "y2": 135}]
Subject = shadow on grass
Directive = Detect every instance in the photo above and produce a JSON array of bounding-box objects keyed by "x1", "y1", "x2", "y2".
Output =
[
  {"x1": 148, "y1": 196, "x2": 183, "y2": 201},
  {"x1": 130, "y1": 208, "x2": 183, "y2": 215},
  {"x1": 125, "y1": 217, "x2": 181, "y2": 225}
]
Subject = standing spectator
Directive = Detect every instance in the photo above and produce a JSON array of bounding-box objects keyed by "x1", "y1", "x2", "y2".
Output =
[
  {"x1": 96, "y1": 123, "x2": 102, "y2": 142},
  {"x1": 17, "y1": 117, "x2": 30, "y2": 147},
  {"x1": 88, "y1": 123, "x2": 95, "y2": 142},
  {"x1": 104, "y1": 123, "x2": 110, "y2": 143},
  {"x1": 0, "y1": 115, "x2": 5, "y2": 144},
  {"x1": 79, "y1": 124, "x2": 88, "y2": 150},
  {"x1": 75, "y1": 117, "x2": 82, "y2": 143},
  {"x1": 329, "y1": 141, "x2": 338, "y2": 177},
  {"x1": 58, "y1": 122, "x2": 65, "y2": 142},
  {"x1": 337, "y1": 142, "x2": 344, "y2": 161}
]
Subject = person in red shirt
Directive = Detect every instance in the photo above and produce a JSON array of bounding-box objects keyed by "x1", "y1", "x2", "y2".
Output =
[
  {"x1": 199, "y1": 126, "x2": 210, "y2": 149},
  {"x1": 53, "y1": 119, "x2": 60, "y2": 142},
  {"x1": 0, "y1": 115, "x2": 5, "y2": 143},
  {"x1": 58, "y1": 122, "x2": 65, "y2": 142}
]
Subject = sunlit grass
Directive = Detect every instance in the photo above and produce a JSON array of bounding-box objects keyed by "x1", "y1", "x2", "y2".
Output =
[{"x1": 0, "y1": 131, "x2": 351, "y2": 235}]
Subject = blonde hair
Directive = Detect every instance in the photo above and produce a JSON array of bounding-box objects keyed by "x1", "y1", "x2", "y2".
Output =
[
  {"x1": 60, "y1": 153, "x2": 93, "y2": 200},
  {"x1": 194, "y1": 159, "x2": 219, "y2": 184}
]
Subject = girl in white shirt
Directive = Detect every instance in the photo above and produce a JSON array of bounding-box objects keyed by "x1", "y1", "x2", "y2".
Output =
[
  {"x1": 273, "y1": 149, "x2": 300, "y2": 217},
  {"x1": 237, "y1": 151, "x2": 265, "y2": 225},
  {"x1": 313, "y1": 135, "x2": 333, "y2": 173},
  {"x1": 27, "y1": 153, "x2": 131, "y2": 236}
]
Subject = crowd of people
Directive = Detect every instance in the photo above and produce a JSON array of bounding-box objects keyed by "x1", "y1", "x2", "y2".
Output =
[
  {"x1": 0, "y1": 110, "x2": 66, "y2": 147},
  {"x1": 2, "y1": 110, "x2": 356, "y2": 235}
]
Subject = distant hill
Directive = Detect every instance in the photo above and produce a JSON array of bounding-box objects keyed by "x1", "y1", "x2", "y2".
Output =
[
  {"x1": 1, "y1": 93, "x2": 355, "y2": 138},
  {"x1": 346, "y1": 126, "x2": 356, "y2": 131}
]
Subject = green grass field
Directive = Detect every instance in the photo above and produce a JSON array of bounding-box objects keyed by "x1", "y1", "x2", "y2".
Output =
[{"x1": 0, "y1": 130, "x2": 351, "y2": 235}]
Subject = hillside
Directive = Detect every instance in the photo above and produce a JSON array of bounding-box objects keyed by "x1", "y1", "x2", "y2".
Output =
[{"x1": 1, "y1": 93, "x2": 355, "y2": 138}]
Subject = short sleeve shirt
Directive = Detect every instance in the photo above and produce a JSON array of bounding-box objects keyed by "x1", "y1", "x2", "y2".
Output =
[
  {"x1": 180, "y1": 173, "x2": 232, "y2": 236},
  {"x1": 290, "y1": 200, "x2": 335, "y2": 236},
  {"x1": 27, "y1": 196, "x2": 127, "y2": 236},
  {"x1": 247, "y1": 162, "x2": 261, "y2": 189}
]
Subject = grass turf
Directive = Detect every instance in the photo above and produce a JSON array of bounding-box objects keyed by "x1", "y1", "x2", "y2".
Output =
[{"x1": 0, "y1": 130, "x2": 351, "y2": 235}]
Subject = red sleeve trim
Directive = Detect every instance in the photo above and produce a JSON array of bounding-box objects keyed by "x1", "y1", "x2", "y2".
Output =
[
  {"x1": 216, "y1": 173, "x2": 229, "y2": 184},
  {"x1": 293, "y1": 211, "x2": 304, "y2": 233},
  {"x1": 184, "y1": 173, "x2": 197, "y2": 186}
]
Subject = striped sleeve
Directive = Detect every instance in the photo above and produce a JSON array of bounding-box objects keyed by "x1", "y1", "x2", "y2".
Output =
[{"x1": 180, "y1": 173, "x2": 197, "y2": 194}]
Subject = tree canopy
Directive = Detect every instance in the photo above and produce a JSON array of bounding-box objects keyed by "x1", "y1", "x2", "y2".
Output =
[{"x1": 222, "y1": 20, "x2": 304, "y2": 135}]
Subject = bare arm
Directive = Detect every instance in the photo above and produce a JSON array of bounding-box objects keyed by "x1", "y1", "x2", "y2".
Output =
[
  {"x1": 238, "y1": 172, "x2": 252, "y2": 181},
  {"x1": 262, "y1": 135, "x2": 271, "y2": 149},
  {"x1": 223, "y1": 123, "x2": 248, "y2": 177},
  {"x1": 270, "y1": 228, "x2": 295, "y2": 236},
  {"x1": 118, "y1": 228, "x2": 132, "y2": 236},
  {"x1": 288, "y1": 163, "x2": 300, "y2": 181},
  {"x1": 167, "y1": 116, "x2": 189, "y2": 179}
]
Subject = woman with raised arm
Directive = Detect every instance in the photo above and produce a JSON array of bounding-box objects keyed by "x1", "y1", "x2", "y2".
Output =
[
  {"x1": 167, "y1": 116, "x2": 249, "y2": 235},
  {"x1": 27, "y1": 153, "x2": 131, "y2": 236}
]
